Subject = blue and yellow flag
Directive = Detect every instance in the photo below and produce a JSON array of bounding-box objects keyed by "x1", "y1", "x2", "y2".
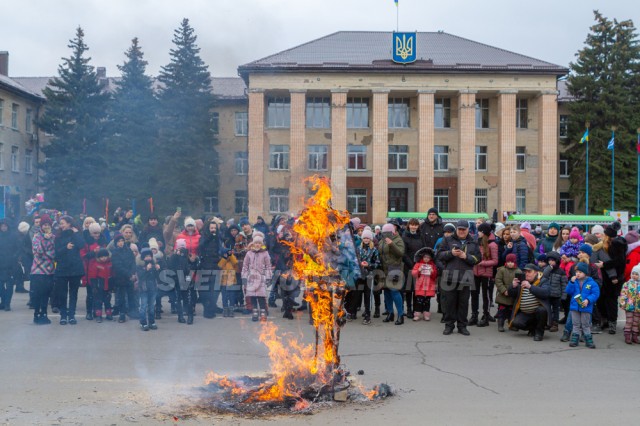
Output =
[
  {"x1": 579, "y1": 128, "x2": 589, "y2": 144},
  {"x1": 394, "y1": 0, "x2": 398, "y2": 6},
  {"x1": 607, "y1": 132, "x2": 615, "y2": 150}
]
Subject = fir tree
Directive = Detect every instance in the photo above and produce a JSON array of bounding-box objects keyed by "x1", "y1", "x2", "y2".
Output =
[
  {"x1": 39, "y1": 27, "x2": 111, "y2": 209},
  {"x1": 106, "y1": 37, "x2": 159, "y2": 207},
  {"x1": 564, "y1": 11, "x2": 640, "y2": 213},
  {"x1": 156, "y1": 18, "x2": 218, "y2": 212}
]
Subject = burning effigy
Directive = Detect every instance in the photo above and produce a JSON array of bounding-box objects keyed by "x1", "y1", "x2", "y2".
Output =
[{"x1": 180, "y1": 176, "x2": 391, "y2": 418}]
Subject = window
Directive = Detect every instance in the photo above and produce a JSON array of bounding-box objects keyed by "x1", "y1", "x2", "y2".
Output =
[
  {"x1": 434, "y1": 189, "x2": 449, "y2": 213},
  {"x1": 11, "y1": 146, "x2": 18, "y2": 172},
  {"x1": 475, "y1": 146, "x2": 487, "y2": 171},
  {"x1": 475, "y1": 98, "x2": 489, "y2": 129},
  {"x1": 347, "y1": 189, "x2": 367, "y2": 214},
  {"x1": 26, "y1": 108, "x2": 33, "y2": 134},
  {"x1": 269, "y1": 145, "x2": 289, "y2": 170},
  {"x1": 203, "y1": 193, "x2": 219, "y2": 214},
  {"x1": 308, "y1": 145, "x2": 328, "y2": 171},
  {"x1": 306, "y1": 97, "x2": 330, "y2": 128},
  {"x1": 516, "y1": 99, "x2": 528, "y2": 129},
  {"x1": 516, "y1": 146, "x2": 526, "y2": 172},
  {"x1": 11, "y1": 104, "x2": 18, "y2": 129},
  {"x1": 25, "y1": 149, "x2": 33, "y2": 174},
  {"x1": 235, "y1": 112, "x2": 248, "y2": 136},
  {"x1": 559, "y1": 115, "x2": 568, "y2": 138},
  {"x1": 235, "y1": 190, "x2": 248, "y2": 214},
  {"x1": 267, "y1": 96, "x2": 290, "y2": 128},
  {"x1": 435, "y1": 98, "x2": 451, "y2": 128},
  {"x1": 211, "y1": 112, "x2": 219, "y2": 134},
  {"x1": 388, "y1": 145, "x2": 408, "y2": 170},
  {"x1": 269, "y1": 188, "x2": 289, "y2": 213},
  {"x1": 0, "y1": 143, "x2": 4, "y2": 169},
  {"x1": 347, "y1": 145, "x2": 367, "y2": 170},
  {"x1": 235, "y1": 152, "x2": 248, "y2": 175},
  {"x1": 434, "y1": 145, "x2": 449, "y2": 171},
  {"x1": 559, "y1": 192, "x2": 575, "y2": 214},
  {"x1": 0, "y1": 99, "x2": 4, "y2": 125},
  {"x1": 347, "y1": 97, "x2": 369, "y2": 128},
  {"x1": 388, "y1": 98, "x2": 410, "y2": 128},
  {"x1": 474, "y1": 188, "x2": 488, "y2": 213},
  {"x1": 559, "y1": 158, "x2": 570, "y2": 178},
  {"x1": 516, "y1": 189, "x2": 526, "y2": 213}
]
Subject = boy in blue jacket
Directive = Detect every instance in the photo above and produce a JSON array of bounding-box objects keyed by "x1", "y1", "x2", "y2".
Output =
[{"x1": 565, "y1": 262, "x2": 600, "y2": 348}]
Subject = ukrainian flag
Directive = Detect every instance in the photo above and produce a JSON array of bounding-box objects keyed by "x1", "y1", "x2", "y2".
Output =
[
  {"x1": 394, "y1": 0, "x2": 398, "y2": 6},
  {"x1": 579, "y1": 128, "x2": 589, "y2": 144}
]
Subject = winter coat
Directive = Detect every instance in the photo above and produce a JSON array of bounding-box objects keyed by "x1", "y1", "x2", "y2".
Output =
[
  {"x1": 136, "y1": 261, "x2": 159, "y2": 292},
  {"x1": 402, "y1": 230, "x2": 424, "y2": 270},
  {"x1": 175, "y1": 229, "x2": 201, "y2": 257},
  {"x1": 241, "y1": 247, "x2": 272, "y2": 298},
  {"x1": 111, "y1": 245, "x2": 136, "y2": 280},
  {"x1": 88, "y1": 259, "x2": 112, "y2": 290},
  {"x1": 542, "y1": 265, "x2": 568, "y2": 299},
  {"x1": 559, "y1": 240, "x2": 581, "y2": 258},
  {"x1": 521, "y1": 229, "x2": 537, "y2": 251},
  {"x1": 198, "y1": 230, "x2": 223, "y2": 271},
  {"x1": 54, "y1": 229, "x2": 86, "y2": 277},
  {"x1": 138, "y1": 224, "x2": 165, "y2": 248},
  {"x1": 436, "y1": 233, "x2": 481, "y2": 286},
  {"x1": 566, "y1": 276, "x2": 600, "y2": 314},
  {"x1": 624, "y1": 242, "x2": 640, "y2": 282},
  {"x1": 590, "y1": 242, "x2": 618, "y2": 281},
  {"x1": 81, "y1": 238, "x2": 107, "y2": 286},
  {"x1": 503, "y1": 236, "x2": 530, "y2": 270},
  {"x1": 508, "y1": 275, "x2": 551, "y2": 324},
  {"x1": 271, "y1": 237, "x2": 293, "y2": 271},
  {"x1": 536, "y1": 234, "x2": 558, "y2": 258},
  {"x1": 601, "y1": 237, "x2": 628, "y2": 283},
  {"x1": 419, "y1": 217, "x2": 444, "y2": 249},
  {"x1": 0, "y1": 220, "x2": 19, "y2": 272},
  {"x1": 30, "y1": 231, "x2": 56, "y2": 275},
  {"x1": 218, "y1": 255, "x2": 238, "y2": 286},
  {"x1": 412, "y1": 259, "x2": 437, "y2": 297},
  {"x1": 168, "y1": 252, "x2": 194, "y2": 292},
  {"x1": 358, "y1": 242, "x2": 381, "y2": 275},
  {"x1": 568, "y1": 261, "x2": 601, "y2": 287},
  {"x1": 494, "y1": 265, "x2": 520, "y2": 306},
  {"x1": 619, "y1": 280, "x2": 640, "y2": 312},
  {"x1": 163, "y1": 216, "x2": 179, "y2": 255},
  {"x1": 377, "y1": 233, "x2": 405, "y2": 275},
  {"x1": 473, "y1": 235, "x2": 498, "y2": 278}
]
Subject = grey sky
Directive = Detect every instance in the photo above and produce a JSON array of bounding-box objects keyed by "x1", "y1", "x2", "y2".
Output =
[{"x1": 2, "y1": 0, "x2": 638, "y2": 79}]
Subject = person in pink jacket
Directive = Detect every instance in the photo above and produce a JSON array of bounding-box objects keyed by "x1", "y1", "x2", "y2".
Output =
[
  {"x1": 519, "y1": 222, "x2": 537, "y2": 251},
  {"x1": 241, "y1": 233, "x2": 272, "y2": 322},
  {"x1": 411, "y1": 247, "x2": 438, "y2": 321},
  {"x1": 471, "y1": 222, "x2": 499, "y2": 327}
]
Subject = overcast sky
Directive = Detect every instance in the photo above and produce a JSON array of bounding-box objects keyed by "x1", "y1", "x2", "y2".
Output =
[{"x1": 2, "y1": 0, "x2": 638, "y2": 78}]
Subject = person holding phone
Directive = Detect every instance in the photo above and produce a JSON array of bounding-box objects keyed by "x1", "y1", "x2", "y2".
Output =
[{"x1": 54, "y1": 215, "x2": 86, "y2": 325}]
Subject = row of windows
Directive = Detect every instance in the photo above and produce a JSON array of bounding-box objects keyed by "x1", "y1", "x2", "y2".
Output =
[
  {"x1": 0, "y1": 99, "x2": 34, "y2": 133},
  {"x1": 0, "y1": 143, "x2": 33, "y2": 174}
]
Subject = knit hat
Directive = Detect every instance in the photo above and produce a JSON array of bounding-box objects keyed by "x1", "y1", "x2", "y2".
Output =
[
  {"x1": 175, "y1": 239, "x2": 187, "y2": 250},
  {"x1": 575, "y1": 262, "x2": 589, "y2": 275},
  {"x1": 546, "y1": 251, "x2": 561, "y2": 262},
  {"x1": 140, "y1": 248, "x2": 153, "y2": 260},
  {"x1": 584, "y1": 234, "x2": 599, "y2": 245},
  {"x1": 548, "y1": 222, "x2": 561, "y2": 231},
  {"x1": 227, "y1": 218, "x2": 235, "y2": 227},
  {"x1": 591, "y1": 225, "x2": 604, "y2": 235},
  {"x1": 39, "y1": 214, "x2": 53, "y2": 226},
  {"x1": 477, "y1": 222, "x2": 492, "y2": 236},
  {"x1": 113, "y1": 233, "x2": 125, "y2": 244},
  {"x1": 443, "y1": 223, "x2": 456, "y2": 233},
  {"x1": 537, "y1": 253, "x2": 547, "y2": 263},
  {"x1": 625, "y1": 231, "x2": 640, "y2": 245},
  {"x1": 578, "y1": 244, "x2": 592, "y2": 256},
  {"x1": 374, "y1": 225, "x2": 381, "y2": 231},
  {"x1": 414, "y1": 247, "x2": 435, "y2": 263},
  {"x1": 381, "y1": 223, "x2": 395, "y2": 233},
  {"x1": 520, "y1": 221, "x2": 531, "y2": 231},
  {"x1": 148, "y1": 238, "x2": 159, "y2": 250},
  {"x1": 148, "y1": 214, "x2": 158, "y2": 221},
  {"x1": 569, "y1": 229, "x2": 581, "y2": 240},
  {"x1": 632, "y1": 264, "x2": 640, "y2": 277},
  {"x1": 427, "y1": 207, "x2": 439, "y2": 216},
  {"x1": 239, "y1": 218, "x2": 250, "y2": 227},
  {"x1": 89, "y1": 222, "x2": 102, "y2": 234},
  {"x1": 184, "y1": 217, "x2": 196, "y2": 228},
  {"x1": 361, "y1": 229, "x2": 374, "y2": 240},
  {"x1": 351, "y1": 217, "x2": 361, "y2": 228},
  {"x1": 505, "y1": 253, "x2": 517, "y2": 264},
  {"x1": 252, "y1": 231, "x2": 265, "y2": 241},
  {"x1": 96, "y1": 248, "x2": 110, "y2": 259},
  {"x1": 18, "y1": 222, "x2": 30, "y2": 233},
  {"x1": 604, "y1": 221, "x2": 621, "y2": 238},
  {"x1": 494, "y1": 222, "x2": 505, "y2": 234},
  {"x1": 252, "y1": 235, "x2": 264, "y2": 246}
]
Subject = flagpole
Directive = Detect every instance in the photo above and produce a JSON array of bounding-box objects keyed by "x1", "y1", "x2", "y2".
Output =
[
  {"x1": 396, "y1": 1, "x2": 399, "y2": 32},
  {"x1": 611, "y1": 128, "x2": 616, "y2": 211},
  {"x1": 637, "y1": 129, "x2": 640, "y2": 216},
  {"x1": 584, "y1": 122, "x2": 590, "y2": 216}
]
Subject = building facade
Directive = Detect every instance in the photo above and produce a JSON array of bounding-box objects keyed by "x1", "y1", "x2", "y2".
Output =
[
  {"x1": 238, "y1": 31, "x2": 568, "y2": 223},
  {"x1": 0, "y1": 52, "x2": 44, "y2": 219}
]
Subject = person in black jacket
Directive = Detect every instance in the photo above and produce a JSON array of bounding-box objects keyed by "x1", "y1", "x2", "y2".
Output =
[
  {"x1": 402, "y1": 218, "x2": 425, "y2": 319},
  {"x1": 419, "y1": 208, "x2": 444, "y2": 249},
  {"x1": 0, "y1": 219, "x2": 20, "y2": 311},
  {"x1": 168, "y1": 240, "x2": 198, "y2": 324},
  {"x1": 436, "y1": 220, "x2": 481, "y2": 336},
  {"x1": 53, "y1": 216, "x2": 86, "y2": 325},
  {"x1": 110, "y1": 234, "x2": 136, "y2": 323},
  {"x1": 596, "y1": 222, "x2": 628, "y2": 334},
  {"x1": 137, "y1": 248, "x2": 160, "y2": 330},
  {"x1": 138, "y1": 214, "x2": 166, "y2": 251},
  {"x1": 198, "y1": 219, "x2": 223, "y2": 318},
  {"x1": 503, "y1": 226, "x2": 530, "y2": 270}
]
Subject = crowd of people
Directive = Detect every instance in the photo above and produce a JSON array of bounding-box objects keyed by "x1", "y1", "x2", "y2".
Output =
[{"x1": 0, "y1": 206, "x2": 639, "y2": 347}]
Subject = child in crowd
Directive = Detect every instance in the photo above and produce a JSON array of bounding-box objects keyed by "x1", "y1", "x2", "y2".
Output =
[
  {"x1": 565, "y1": 262, "x2": 600, "y2": 348},
  {"x1": 137, "y1": 248, "x2": 160, "y2": 331},
  {"x1": 218, "y1": 247, "x2": 239, "y2": 318},
  {"x1": 411, "y1": 247, "x2": 438, "y2": 321},
  {"x1": 559, "y1": 229, "x2": 582, "y2": 276},
  {"x1": 168, "y1": 239, "x2": 196, "y2": 324},
  {"x1": 88, "y1": 248, "x2": 112, "y2": 323},
  {"x1": 536, "y1": 253, "x2": 548, "y2": 270},
  {"x1": 619, "y1": 264, "x2": 640, "y2": 344},
  {"x1": 542, "y1": 252, "x2": 567, "y2": 333},
  {"x1": 241, "y1": 233, "x2": 272, "y2": 322},
  {"x1": 110, "y1": 233, "x2": 136, "y2": 323},
  {"x1": 494, "y1": 253, "x2": 519, "y2": 332}
]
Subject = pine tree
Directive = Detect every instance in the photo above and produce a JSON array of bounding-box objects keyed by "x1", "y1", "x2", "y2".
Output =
[
  {"x1": 39, "y1": 27, "x2": 111, "y2": 209},
  {"x1": 106, "y1": 37, "x2": 159, "y2": 208},
  {"x1": 564, "y1": 11, "x2": 640, "y2": 213},
  {"x1": 156, "y1": 18, "x2": 218, "y2": 212}
]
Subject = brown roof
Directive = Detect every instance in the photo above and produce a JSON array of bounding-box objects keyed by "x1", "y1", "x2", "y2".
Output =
[{"x1": 239, "y1": 31, "x2": 568, "y2": 77}]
